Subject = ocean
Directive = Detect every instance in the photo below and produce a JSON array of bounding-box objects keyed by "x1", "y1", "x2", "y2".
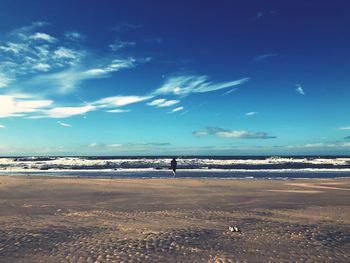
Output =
[{"x1": 1, "y1": 156, "x2": 350, "y2": 179}]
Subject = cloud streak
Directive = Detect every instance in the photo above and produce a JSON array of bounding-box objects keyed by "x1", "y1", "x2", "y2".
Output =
[
  {"x1": 193, "y1": 127, "x2": 276, "y2": 139},
  {"x1": 110, "y1": 40, "x2": 136, "y2": 51},
  {"x1": 253, "y1": 53, "x2": 279, "y2": 62},
  {"x1": 296, "y1": 84, "x2": 305, "y2": 95},
  {"x1": 96, "y1": 95, "x2": 151, "y2": 107},
  {"x1": 153, "y1": 75, "x2": 249, "y2": 96},
  {"x1": 57, "y1": 121, "x2": 71, "y2": 127},
  {"x1": 338, "y1": 126, "x2": 350, "y2": 130},
  {"x1": 147, "y1": 98, "x2": 180, "y2": 107},
  {"x1": 172, "y1": 107, "x2": 184, "y2": 112},
  {"x1": 44, "y1": 105, "x2": 96, "y2": 118},
  {"x1": 246, "y1": 111, "x2": 258, "y2": 116},
  {"x1": 0, "y1": 95, "x2": 53, "y2": 118}
]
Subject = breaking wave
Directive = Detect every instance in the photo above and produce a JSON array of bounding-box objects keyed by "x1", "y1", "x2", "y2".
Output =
[{"x1": 0, "y1": 156, "x2": 350, "y2": 174}]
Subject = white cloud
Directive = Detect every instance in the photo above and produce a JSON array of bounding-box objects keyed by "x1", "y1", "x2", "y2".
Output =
[
  {"x1": 0, "y1": 74, "x2": 13, "y2": 88},
  {"x1": 285, "y1": 142, "x2": 350, "y2": 149},
  {"x1": 147, "y1": 98, "x2": 180, "y2": 107},
  {"x1": 172, "y1": 107, "x2": 184, "y2": 112},
  {"x1": 253, "y1": 53, "x2": 278, "y2": 62},
  {"x1": 246, "y1": 111, "x2": 258, "y2": 116},
  {"x1": 0, "y1": 95, "x2": 53, "y2": 118},
  {"x1": 0, "y1": 42, "x2": 28, "y2": 54},
  {"x1": 153, "y1": 75, "x2": 249, "y2": 96},
  {"x1": 193, "y1": 127, "x2": 276, "y2": 139},
  {"x1": 24, "y1": 57, "x2": 138, "y2": 95},
  {"x1": 84, "y1": 68, "x2": 108, "y2": 77},
  {"x1": 0, "y1": 125, "x2": 5, "y2": 128},
  {"x1": 96, "y1": 95, "x2": 151, "y2": 107},
  {"x1": 338, "y1": 126, "x2": 350, "y2": 130},
  {"x1": 29, "y1": 32, "x2": 57, "y2": 43},
  {"x1": 82, "y1": 58, "x2": 138, "y2": 77},
  {"x1": 106, "y1": 58, "x2": 136, "y2": 72},
  {"x1": 27, "y1": 64, "x2": 126, "y2": 95},
  {"x1": 33, "y1": 63, "x2": 51, "y2": 72},
  {"x1": 53, "y1": 47, "x2": 80, "y2": 60},
  {"x1": 64, "y1": 31, "x2": 86, "y2": 41},
  {"x1": 0, "y1": 24, "x2": 86, "y2": 83},
  {"x1": 24, "y1": 69, "x2": 83, "y2": 94},
  {"x1": 296, "y1": 84, "x2": 305, "y2": 95},
  {"x1": 88, "y1": 143, "x2": 98, "y2": 147},
  {"x1": 109, "y1": 40, "x2": 136, "y2": 51},
  {"x1": 256, "y1": 11, "x2": 264, "y2": 19},
  {"x1": 107, "y1": 109, "x2": 130, "y2": 113},
  {"x1": 222, "y1": 88, "x2": 238, "y2": 95},
  {"x1": 57, "y1": 121, "x2": 71, "y2": 127},
  {"x1": 44, "y1": 105, "x2": 96, "y2": 118},
  {"x1": 147, "y1": 99, "x2": 165, "y2": 106},
  {"x1": 108, "y1": 144, "x2": 123, "y2": 148},
  {"x1": 113, "y1": 23, "x2": 142, "y2": 32}
]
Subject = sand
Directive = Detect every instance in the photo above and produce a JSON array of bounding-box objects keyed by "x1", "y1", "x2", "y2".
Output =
[{"x1": 0, "y1": 176, "x2": 349, "y2": 263}]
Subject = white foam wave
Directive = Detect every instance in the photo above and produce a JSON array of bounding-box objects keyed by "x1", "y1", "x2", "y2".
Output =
[{"x1": 0, "y1": 156, "x2": 349, "y2": 172}]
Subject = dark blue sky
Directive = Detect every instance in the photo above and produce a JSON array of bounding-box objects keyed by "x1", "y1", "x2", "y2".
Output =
[{"x1": 0, "y1": 0, "x2": 349, "y2": 155}]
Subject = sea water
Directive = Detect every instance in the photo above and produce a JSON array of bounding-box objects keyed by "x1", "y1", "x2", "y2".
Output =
[{"x1": 0, "y1": 156, "x2": 349, "y2": 179}]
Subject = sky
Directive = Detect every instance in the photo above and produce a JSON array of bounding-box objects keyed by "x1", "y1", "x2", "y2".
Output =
[{"x1": 0, "y1": 0, "x2": 350, "y2": 156}]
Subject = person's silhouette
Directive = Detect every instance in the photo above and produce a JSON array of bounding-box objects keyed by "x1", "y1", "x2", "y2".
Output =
[{"x1": 171, "y1": 158, "x2": 177, "y2": 178}]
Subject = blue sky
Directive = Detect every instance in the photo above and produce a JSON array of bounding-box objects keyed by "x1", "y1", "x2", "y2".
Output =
[{"x1": 0, "y1": 0, "x2": 349, "y2": 155}]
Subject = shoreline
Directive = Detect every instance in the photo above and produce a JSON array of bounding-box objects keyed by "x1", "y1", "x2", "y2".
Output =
[{"x1": 2, "y1": 173, "x2": 350, "y2": 180}]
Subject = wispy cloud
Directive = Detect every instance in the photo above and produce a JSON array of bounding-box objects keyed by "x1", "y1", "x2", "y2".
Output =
[
  {"x1": 0, "y1": 74, "x2": 13, "y2": 88},
  {"x1": 64, "y1": 31, "x2": 86, "y2": 42},
  {"x1": 0, "y1": 22, "x2": 148, "y2": 98},
  {"x1": 106, "y1": 142, "x2": 171, "y2": 149},
  {"x1": 29, "y1": 32, "x2": 57, "y2": 43},
  {"x1": 109, "y1": 40, "x2": 136, "y2": 51},
  {"x1": 108, "y1": 144, "x2": 123, "y2": 148},
  {"x1": 222, "y1": 88, "x2": 238, "y2": 95},
  {"x1": 57, "y1": 121, "x2": 71, "y2": 127},
  {"x1": 285, "y1": 142, "x2": 350, "y2": 149},
  {"x1": 0, "y1": 95, "x2": 52, "y2": 118},
  {"x1": 253, "y1": 53, "x2": 279, "y2": 62},
  {"x1": 256, "y1": 10, "x2": 276, "y2": 20},
  {"x1": 147, "y1": 98, "x2": 180, "y2": 107},
  {"x1": 96, "y1": 95, "x2": 151, "y2": 107},
  {"x1": 245, "y1": 111, "x2": 258, "y2": 116},
  {"x1": 106, "y1": 109, "x2": 131, "y2": 113},
  {"x1": 153, "y1": 75, "x2": 249, "y2": 96},
  {"x1": 113, "y1": 23, "x2": 142, "y2": 33},
  {"x1": 193, "y1": 127, "x2": 276, "y2": 139},
  {"x1": 0, "y1": 125, "x2": 5, "y2": 128},
  {"x1": 338, "y1": 126, "x2": 350, "y2": 130},
  {"x1": 43, "y1": 105, "x2": 96, "y2": 118},
  {"x1": 0, "y1": 22, "x2": 249, "y2": 124},
  {"x1": 256, "y1": 11, "x2": 264, "y2": 19},
  {"x1": 296, "y1": 84, "x2": 305, "y2": 95},
  {"x1": 172, "y1": 107, "x2": 184, "y2": 112},
  {"x1": 22, "y1": 57, "x2": 138, "y2": 95}
]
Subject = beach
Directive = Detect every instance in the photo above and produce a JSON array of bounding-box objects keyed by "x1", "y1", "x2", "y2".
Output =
[{"x1": 0, "y1": 176, "x2": 349, "y2": 263}]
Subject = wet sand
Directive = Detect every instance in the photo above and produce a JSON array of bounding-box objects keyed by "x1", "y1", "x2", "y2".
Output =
[{"x1": 0, "y1": 176, "x2": 349, "y2": 262}]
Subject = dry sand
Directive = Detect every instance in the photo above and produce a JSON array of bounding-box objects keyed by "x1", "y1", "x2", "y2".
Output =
[{"x1": 0, "y1": 175, "x2": 349, "y2": 263}]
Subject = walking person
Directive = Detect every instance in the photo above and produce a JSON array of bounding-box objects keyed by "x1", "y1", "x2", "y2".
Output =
[{"x1": 171, "y1": 158, "x2": 177, "y2": 178}]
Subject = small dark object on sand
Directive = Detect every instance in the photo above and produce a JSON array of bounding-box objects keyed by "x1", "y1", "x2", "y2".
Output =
[{"x1": 229, "y1": 226, "x2": 240, "y2": 232}]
